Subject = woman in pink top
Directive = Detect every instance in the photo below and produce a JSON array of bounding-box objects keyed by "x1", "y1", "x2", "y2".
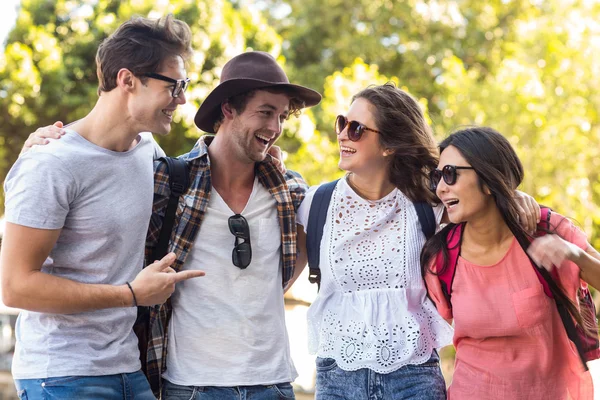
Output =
[{"x1": 421, "y1": 127, "x2": 600, "y2": 399}]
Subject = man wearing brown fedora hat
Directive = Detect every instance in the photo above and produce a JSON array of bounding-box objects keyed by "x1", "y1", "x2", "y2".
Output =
[{"x1": 141, "y1": 51, "x2": 321, "y2": 399}]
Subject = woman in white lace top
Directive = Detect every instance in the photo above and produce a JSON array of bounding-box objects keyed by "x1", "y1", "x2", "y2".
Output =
[{"x1": 295, "y1": 83, "x2": 453, "y2": 400}]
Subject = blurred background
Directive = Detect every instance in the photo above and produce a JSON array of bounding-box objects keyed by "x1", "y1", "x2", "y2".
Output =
[{"x1": 1, "y1": 0, "x2": 600, "y2": 398}]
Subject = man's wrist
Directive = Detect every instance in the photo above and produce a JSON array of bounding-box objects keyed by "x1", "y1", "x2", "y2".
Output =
[
  {"x1": 120, "y1": 283, "x2": 135, "y2": 307},
  {"x1": 125, "y1": 282, "x2": 138, "y2": 307}
]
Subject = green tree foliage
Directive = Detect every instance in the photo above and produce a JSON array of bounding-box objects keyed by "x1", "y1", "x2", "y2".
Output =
[
  {"x1": 258, "y1": 0, "x2": 539, "y2": 118},
  {"x1": 261, "y1": 0, "x2": 600, "y2": 248},
  {"x1": 431, "y1": 0, "x2": 600, "y2": 247}
]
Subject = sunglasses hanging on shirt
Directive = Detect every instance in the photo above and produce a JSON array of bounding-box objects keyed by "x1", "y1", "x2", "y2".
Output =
[{"x1": 228, "y1": 214, "x2": 252, "y2": 269}]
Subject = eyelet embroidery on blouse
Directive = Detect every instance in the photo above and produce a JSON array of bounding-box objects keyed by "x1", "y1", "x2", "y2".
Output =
[
  {"x1": 309, "y1": 180, "x2": 454, "y2": 373},
  {"x1": 328, "y1": 186, "x2": 410, "y2": 293},
  {"x1": 315, "y1": 308, "x2": 446, "y2": 371}
]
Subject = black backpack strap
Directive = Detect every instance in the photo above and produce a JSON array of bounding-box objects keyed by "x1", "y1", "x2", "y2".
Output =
[
  {"x1": 151, "y1": 157, "x2": 189, "y2": 262},
  {"x1": 306, "y1": 179, "x2": 339, "y2": 288},
  {"x1": 513, "y1": 207, "x2": 589, "y2": 370},
  {"x1": 414, "y1": 202, "x2": 436, "y2": 239},
  {"x1": 555, "y1": 297, "x2": 589, "y2": 370}
]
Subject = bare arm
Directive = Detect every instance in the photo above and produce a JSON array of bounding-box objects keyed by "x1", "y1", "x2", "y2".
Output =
[
  {"x1": 527, "y1": 234, "x2": 600, "y2": 290},
  {"x1": 284, "y1": 225, "x2": 308, "y2": 293},
  {"x1": 1, "y1": 222, "x2": 205, "y2": 314},
  {"x1": 575, "y1": 245, "x2": 600, "y2": 290}
]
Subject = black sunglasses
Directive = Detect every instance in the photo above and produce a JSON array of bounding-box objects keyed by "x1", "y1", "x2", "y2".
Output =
[
  {"x1": 335, "y1": 115, "x2": 380, "y2": 142},
  {"x1": 429, "y1": 165, "x2": 476, "y2": 191},
  {"x1": 143, "y1": 72, "x2": 190, "y2": 98},
  {"x1": 228, "y1": 214, "x2": 252, "y2": 269}
]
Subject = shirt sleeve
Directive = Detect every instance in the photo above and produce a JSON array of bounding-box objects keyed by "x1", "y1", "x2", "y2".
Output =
[
  {"x1": 140, "y1": 132, "x2": 166, "y2": 160},
  {"x1": 296, "y1": 185, "x2": 319, "y2": 232},
  {"x1": 424, "y1": 260, "x2": 454, "y2": 320},
  {"x1": 4, "y1": 152, "x2": 76, "y2": 229},
  {"x1": 549, "y1": 211, "x2": 589, "y2": 299}
]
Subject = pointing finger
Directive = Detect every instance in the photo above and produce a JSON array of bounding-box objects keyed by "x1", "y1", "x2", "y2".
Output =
[{"x1": 172, "y1": 270, "x2": 206, "y2": 283}]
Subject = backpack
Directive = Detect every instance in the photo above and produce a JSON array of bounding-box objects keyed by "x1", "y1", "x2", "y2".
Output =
[
  {"x1": 306, "y1": 179, "x2": 437, "y2": 288},
  {"x1": 135, "y1": 156, "x2": 189, "y2": 375},
  {"x1": 433, "y1": 207, "x2": 600, "y2": 369}
]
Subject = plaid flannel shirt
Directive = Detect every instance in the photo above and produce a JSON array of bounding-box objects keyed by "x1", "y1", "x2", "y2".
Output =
[{"x1": 143, "y1": 135, "x2": 307, "y2": 396}]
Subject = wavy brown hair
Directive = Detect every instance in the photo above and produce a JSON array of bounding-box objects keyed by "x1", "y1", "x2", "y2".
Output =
[
  {"x1": 352, "y1": 82, "x2": 439, "y2": 203},
  {"x1": 96, "y1": 14, "x2": 193, "y2": 95}
]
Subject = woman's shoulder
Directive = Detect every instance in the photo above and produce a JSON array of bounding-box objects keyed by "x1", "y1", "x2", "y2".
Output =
[{"x1": 297, "y1": 179, "x2": 344, "y2": 227}]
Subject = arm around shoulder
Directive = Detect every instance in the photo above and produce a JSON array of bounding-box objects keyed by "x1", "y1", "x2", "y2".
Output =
[
  {"x1": 573, "y1": 244, "x2": 600, "y2": 291},
  {"x1": 285, "y1": 170, "x2": 309, "y2": 211}
]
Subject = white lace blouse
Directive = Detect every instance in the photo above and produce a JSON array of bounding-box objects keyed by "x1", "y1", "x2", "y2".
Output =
[{"x1": 297, "y1": 177, "x2": 453, "y2": 373}]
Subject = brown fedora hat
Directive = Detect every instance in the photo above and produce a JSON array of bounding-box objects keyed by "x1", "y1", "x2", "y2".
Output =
[{"x1": 194, "y1": 51, "x2": 322, "y2": 133}]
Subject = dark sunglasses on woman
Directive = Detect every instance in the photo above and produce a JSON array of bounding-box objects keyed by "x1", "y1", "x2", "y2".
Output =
[
  {"x1": 429, "y1": 165, "x2": 475, "y2": 191},
  {"x1": 335, "y1": 115, "x2": 380, "y2": 142}
]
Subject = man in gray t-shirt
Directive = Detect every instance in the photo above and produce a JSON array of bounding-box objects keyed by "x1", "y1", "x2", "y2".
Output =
[{"x1": 1, "y1": 15, "x2": 204, "y2": 400}]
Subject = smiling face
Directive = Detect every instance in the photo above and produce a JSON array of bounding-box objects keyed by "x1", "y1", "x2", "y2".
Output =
[
  {"x1": 436, "y1": 145, "x2": 496, "y2": 224},
  {"x1": 129, "y1": 55, "x2": 188, "y2": 136},
  {"x1": 337, "y1": 97, "x2": 389, "y2": 176},
  {"x1": 226, "y1": 90, "x2": 290, "y2": 163}
]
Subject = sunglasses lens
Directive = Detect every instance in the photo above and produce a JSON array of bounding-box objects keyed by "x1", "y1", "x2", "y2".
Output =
[
  {"x1": 442, "y1": 166, "x2": 457, "y2": 185},
  {"x1": 232, "y1": 242, "x2": 252, "y2": 269},
  {"x1": 430, "y1": 170, "x2": 442, "y2": 191},
  {"x1": 172, "y1": 80, "x2": 189, "y2": 98},
  {"x1": 229, "y1": 215, "x2": 252, "y2": 269},
  {"x1": 229, "y1": 216, "x2": 249, "y2": 237},
  {"x1": 348, "y1": 121, "x2": 363, "y2": 141},
  {"x1": 335, "y1": 115, "x2": 346, "y2": 134}
]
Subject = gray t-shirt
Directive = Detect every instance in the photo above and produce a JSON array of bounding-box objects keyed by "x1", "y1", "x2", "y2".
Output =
[{"x1": 4, "y1": 130, "x2": 158, "y2": 379}]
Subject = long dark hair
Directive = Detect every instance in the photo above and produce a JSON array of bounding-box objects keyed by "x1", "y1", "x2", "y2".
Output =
[
  {"x1": 353, "y1": 82, "x2": 438, "y2": 203},
  {"x1": 420, "y1": 126, "x2": 591, "y2": 333}
]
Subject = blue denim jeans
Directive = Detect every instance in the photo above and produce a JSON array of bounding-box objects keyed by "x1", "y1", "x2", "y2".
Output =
[
  {"x1": 14, "y1": 370, "x2": 155, "y2": 400},
  {"x1": 161, "y1": 379, "x2": 295, "y2": 400},
  {"x1": 315, "y1": 352, "x2": 446, "y2": 400}
]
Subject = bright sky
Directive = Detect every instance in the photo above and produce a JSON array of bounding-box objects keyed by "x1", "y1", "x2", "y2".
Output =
[{"x1": 0, "y1": 0, "x2": 20, "y2": 49}]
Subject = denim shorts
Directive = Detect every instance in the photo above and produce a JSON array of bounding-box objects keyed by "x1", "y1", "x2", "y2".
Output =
[
  {"x1": 315, "y1": 351, "x2": 446, "y2": 400},
  {"x1": 161, "y1": 379, "x2": 295, "y2": 400},
  {"x1": 14, "y1": 370, "x2": 155, "y2": 400}
]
